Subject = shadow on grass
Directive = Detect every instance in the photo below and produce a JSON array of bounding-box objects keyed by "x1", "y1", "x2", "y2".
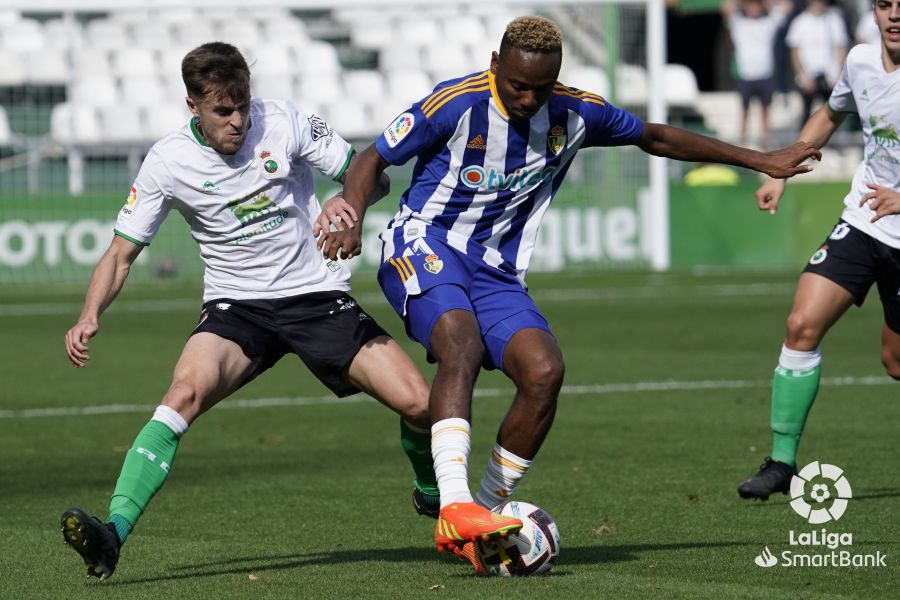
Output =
[{"x1": 105, "y1": 541, "x2": 749, "y2": 585}]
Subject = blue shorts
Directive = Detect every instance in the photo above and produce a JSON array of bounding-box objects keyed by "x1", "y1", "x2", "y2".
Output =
[{"x1": 377, "y1": 236, "x2": 553, "y2": 371}]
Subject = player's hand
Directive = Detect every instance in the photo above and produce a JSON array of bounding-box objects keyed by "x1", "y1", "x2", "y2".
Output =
[
  {"x1": 65, "y1": 320, "x2": 99, "y2": 367},
  {"x1": 317, "y1": 228, "x2": 362, "y2": 260},
  {"x1": 755, "y1": 177, "x2": 787, "y2": 215},
  {"x1": 313, "y1": 195, "x2": 359, "y2": 236},
  {"x1": 860, "y1": 182, "x2": 900, "y2": 223},
  {"x1": 758, "y1": 141, "x2": 821, "y2": 179}
]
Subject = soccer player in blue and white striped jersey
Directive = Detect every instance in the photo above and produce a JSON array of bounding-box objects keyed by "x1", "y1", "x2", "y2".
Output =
[{"x1": 317, "y1": 15, "x2": 820, "y2": 570}]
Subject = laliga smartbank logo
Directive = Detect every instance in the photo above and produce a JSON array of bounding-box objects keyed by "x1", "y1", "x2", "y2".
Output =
[{"x1": 753, "y1": 462, "x2": 887, "y2": 568}]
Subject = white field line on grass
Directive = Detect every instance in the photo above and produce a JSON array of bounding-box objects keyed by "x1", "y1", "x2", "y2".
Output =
[
  {"x1": 0, "y1": 375, "x2": 892, "y2": 420},
  {"x1": 0, "y1": 282, "x2": 797, "y2": 317}
]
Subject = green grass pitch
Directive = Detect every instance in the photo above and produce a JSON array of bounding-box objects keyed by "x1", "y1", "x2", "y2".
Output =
[{"x1": 1, "y1": 269, "x2": 898, "y2": 599}]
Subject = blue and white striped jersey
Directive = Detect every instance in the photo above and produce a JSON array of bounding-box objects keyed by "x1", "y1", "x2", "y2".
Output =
[{"x1": 375, "y1": 70, "x2": 644, "y2": 281}]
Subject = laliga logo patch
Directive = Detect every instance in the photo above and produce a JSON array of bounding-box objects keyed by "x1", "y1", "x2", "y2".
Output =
[
  {"x1": 809, "y1": 246, "x2": 827, "y2": 265},
  {"x1": 126, "y1": 186, "x2": 138, "y2": 206},
  {"x1": 423, "y1": 253, "x2": 443, "y2": 274},
  {"x1": 383, "y1": 112, "x2": 414, "y2": 148},
  {"x1": 259, "y1": 150, "x2": 282, "y2": 179},
  {"x1": 547, "y1": 124, "x2": 566, "y2": 156},
  {"x1": 790, "y1": 461, "x2": 852, "y2": 524}
]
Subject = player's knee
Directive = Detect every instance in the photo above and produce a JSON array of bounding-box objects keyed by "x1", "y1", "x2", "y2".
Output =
[
  {"x1": 784, "y1": 311, "x2": 823, "y2": 349},
  {"x1": 515, "y1": 354, "x2": 565, "y2": 401},
  {"x1": 395, "y1": 373, "x2": 431, "y2": 424},
  {"x1": 161, "y1": 381, "x2": 205, "y2": 423}
]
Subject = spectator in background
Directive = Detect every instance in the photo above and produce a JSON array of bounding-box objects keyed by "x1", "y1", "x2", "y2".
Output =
[
  {"x1": 786, "y1": 0, "x2": 849, "y2": 126},
  {"x1": 722, "y1": 0, "x2": 791, "y2": 148}
]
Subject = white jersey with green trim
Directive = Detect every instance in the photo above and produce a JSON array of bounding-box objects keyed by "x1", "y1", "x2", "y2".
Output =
[
  {"x1": 114, "y1": 98, "x2": 354, "y2": 301},
  {"x1": 829, "y1": 44, "x2": 900, "y2": 249}
]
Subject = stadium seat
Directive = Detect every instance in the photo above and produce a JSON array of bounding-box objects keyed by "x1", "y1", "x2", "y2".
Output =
[
  {"x1": 122, "y1": 19, "x2": 175, "y2": 49},
  {"x1": 112, "y1": 48, "x2": 159, "y2": 78},
  {"x1": 69, "y1": 76, "x2": 119, "y2": 108},
  {"x1": 218, "y1": 21, "x2": 261, "y2": 49},
  {"x1": 253, "y1": 75, "x2": 296, "y2": 101},
  {"x1": 385, "y1": 71, "x2": 435, "y2": 109},
  {"x1": 422, "y1": 43, "x2": 471, "y2": 78},
  {"x1": 397, "y1": 18, "x2": 441, "y2": 47},
  {"x1": 562, "y1": 65, "x2": 611, "y2": 98},
  {"x1": 295, "y1": 41, "x2": 341, "y2": 75},
  {"x1": 172, "y1": 22, "x2": 217, "y2": 49},
  {"x1": 143, "y1": 102, "x2": 191, "y2": 140},
  {"x1": 72, "y1": 47, "x2": 113, "y2": 78},
  {"x1": 83, "y1": 19, "x2": 131, "y2": 51},
  {"x1": 615, "y1": 64, "x2": 649, "y2": 106},
  {"x1": 158, "y1": 47, "x2": 191, "y2": 79},
  {"x1": 99, "y1": 105, "x2": 146, "y2": 144},
  {"x1": 322, "y1": 99, "x2": 375, "y2": 140},
  {"x1": 348, "y1": 20, "x2": 394, "y2": 50},
  {"x1": 379, "y1": 45, "x2": 423, "y2": 73},
  {"x1": 1, "y1": 18, "x2": 46, "y2": 53},
  {"x1": 0, "y1": 51, "x2": 26, "y2": 86},
  {"x1": 25, "y1": 49, "x2": 69, "y2": 86},
  {"x1": 119, "y1": 76, "x2": 167, "y2": 108},
  {"x1": 50, "y1": 103, "x2": 103, "y2": 145},
  {"x1": 441, "y1": 15, "x2": 488, "y2": 45},
  {"x1": 43, "y1": 18, "x2": 84, "y2": 49},
  {"x1": 342, "y1": 70, "x2": 385, "y2": 103},
  {"x1": 296, "y1": 73, "x2": 342, "y2": 105},
  {"x1": 246, "y1": 44, "x2": 295, "y2": 78},
  {"x1": 0, "y1": 105, "x2": 12, "y2": 146},
  {"x1": 664, "y1": 64, "x2": 700, "y2": 107}
]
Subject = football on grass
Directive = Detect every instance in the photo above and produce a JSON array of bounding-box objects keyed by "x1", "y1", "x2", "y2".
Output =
[{"x1": 475, "y1": 501, "x2": 560, "y2": 576}]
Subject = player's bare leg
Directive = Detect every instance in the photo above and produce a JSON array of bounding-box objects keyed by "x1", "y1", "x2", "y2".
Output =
[
  {"x1": 427, "y1": 310, "x2": 521, "y2": 567},
  {"x1": 474, "y1": 328, "x2": 564, "y2": 510},
  {"x1": 739, "y1": 273, "x2": 853, "y2": 500},
  {"x1": 62, "y1": 333, "x2": 252, "y2": 580},
  {"x1": 345, "y1": 335, "x2": 439, "y2": 516}
]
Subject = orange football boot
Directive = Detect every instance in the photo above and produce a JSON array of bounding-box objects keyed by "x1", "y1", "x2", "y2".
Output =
[{"x1": 434, "y1": 502, "x2": 522, "y2": 557}]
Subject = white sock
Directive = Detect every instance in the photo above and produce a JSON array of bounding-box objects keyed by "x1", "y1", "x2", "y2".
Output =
[
  {"x1": 779, "y1": 345, "x2": 821, "y2": 372},
  {"x1": 152, "y1": 405, "x2": 190, "y2": 438},
  {"x1": 475, "y1": 443, "x2": 532, "y2": 509},
  {"x1": 431, "y1": 418, "x2": 473, "y2": 508}
]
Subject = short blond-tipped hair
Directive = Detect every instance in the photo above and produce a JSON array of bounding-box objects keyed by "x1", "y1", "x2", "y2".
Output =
[{"x1": 500, "y1": 16, "x2": 563, "y2": 54}]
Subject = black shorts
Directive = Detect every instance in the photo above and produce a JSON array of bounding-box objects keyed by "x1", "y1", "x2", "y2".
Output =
[
  {"x1": 736, "y1": 78, "x2": 775, "y2": 109},
  {"x1": 192, "y1": 291, "x2": 388, "y2": 396},
  {"x1": 803, "y1": 220, "x2": 900, "y2": 333}
]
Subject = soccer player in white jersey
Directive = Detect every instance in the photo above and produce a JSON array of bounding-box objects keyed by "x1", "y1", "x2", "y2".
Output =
[
  {"x1": 738, "y1": 0, "x2": 900, "y2": 499},
  {"x1": 315, "y1": 16, "x2": 819, "y2": 571},
  {"x1": 59, "y1": 42, "x2": 440, "y2": 581}
]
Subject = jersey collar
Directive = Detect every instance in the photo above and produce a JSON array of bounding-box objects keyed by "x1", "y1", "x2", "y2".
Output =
[{"x1": 487, "y1": 72, "x2": 510, "y2": 119}]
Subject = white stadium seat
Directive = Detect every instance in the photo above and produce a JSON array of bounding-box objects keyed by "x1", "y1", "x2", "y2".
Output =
[
  {"x1": 342, "y1": 70, "x2": 385, "y2": 102},
  {"x1": 83, "y1": 19, "x2": 131, "y2": 51},
  {"x1": 143, "y1": 102, "x2": 191, "y2": 140},
  {"x1": 321, "y1": 99, "x2": 375, "y2": 140},
  {"x1": 664, "y1": 63, "x2": 700, "y2": 107},
  {"x1": 379, "y1": 45, "x2": 423, "y2": 73},
  {"x1": 0, "y1": 105, "x2": 12, "y2": 146},
  {"x1": 563, "y1": 65, "x2": 611, "y2": 98},
  {"x1": 397, "y1": 18, "x2": 441, "y2": 47},
  {"x1": 441, "y1": 15, "x2": 488, "y2": 45},
  {"x1": 111, "y1": 47, "x2": 159, "y2": 78},
  {"x1": 295, "y1": 42, "x2": 340, "y2": 75},
  {"x1": 0, "y1": 51, "x2": 26, "y2": 86},
  {"x1": 615, "y1": 64, "x2": 649, "y2": 106},
  {"x1": 246, "y1": 44, "x2": 295, "y2": 78},
  {"x1": 296, "y1": 73, "x2": 342, "y2": 105},
  {"x1": 1, "y1": 18, "x2": 47, "y2": 53},
  {"x1": 72, "y1": 47, "x2": 113, "y2": 78},
  {"x1": 25, "y1": 49, "x2": 69, "y2": 86},
  {"x1": 349, "y1": 20, "x2": 393, "y2": 50},
  {"x1": 99, "y1": 105, "x2": 145, "y2": 143},
  {"x1": 422, "y1": 43, "x2": 471, "y2": 77},
  {"x1": 119, "y1": 76, "x2": 167, "y2": 108},
  {"x1": 50, "y1": 103, "x2": 103, "y2": 145},
  {"x1": 253, "y1": 75, "x2": 295, "y2": 101},
  {"x1": 385, "y1": 71, "x2": 435, "y2": 108},
  {"x1": 69, "y1": 76, "x2": 119, "y2": 108}
]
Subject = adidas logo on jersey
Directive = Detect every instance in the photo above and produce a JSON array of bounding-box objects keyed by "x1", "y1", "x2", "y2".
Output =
[{"x1": 466, "y1": 134, "x2": 487, "y2": 150}]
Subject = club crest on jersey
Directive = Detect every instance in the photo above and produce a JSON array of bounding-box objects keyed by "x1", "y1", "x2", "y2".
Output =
[
  {"x1": 308, "y1": 114, "x2": 333, "y2": 145},
  {"x1": 384, "y1": 112, "x2": 414, "y2": 148},
  {"x1": 259, "y1": 151, "x2": 282, "y2": 178},
  {"x1": 809, "y1": 246, "x2": 828, "y2": 265},
  {"x1": 423, "y1": 253, "x2": 443, "y2": 274},
  {"x1": 547, "y1": 125, "x2": 566, "y2": 156}
]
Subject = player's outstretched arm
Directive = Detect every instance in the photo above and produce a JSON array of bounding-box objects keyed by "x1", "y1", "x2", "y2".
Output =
[
  {"x1": 65, "y1": 235, "x2": 143, "y2": 367},
  {"x1": 636, "y1": 123, "x2": 822, "y2": 179},
  {"x1": 755, "y1": 104, "x2": 846, "y2": 215}
]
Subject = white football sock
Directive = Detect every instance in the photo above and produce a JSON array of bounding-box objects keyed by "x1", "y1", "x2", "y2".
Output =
[
  {"x1": 475, "y1": 443, "x2": 532, "y2": 509},
  {"x1": 431, "y1": 418, "x2": 473, "y2": 508}
]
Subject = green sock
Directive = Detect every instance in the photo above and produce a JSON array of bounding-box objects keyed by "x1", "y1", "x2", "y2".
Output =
[
  {"x1": 400, "y1": 419, "x2": 438, "y2": 497},
  {"x1": 770, "y1": 364, "x2": 820, "y2": 467},
  {"x1": 107, "y1": 419, "x2": 181, "y2": 544}
]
